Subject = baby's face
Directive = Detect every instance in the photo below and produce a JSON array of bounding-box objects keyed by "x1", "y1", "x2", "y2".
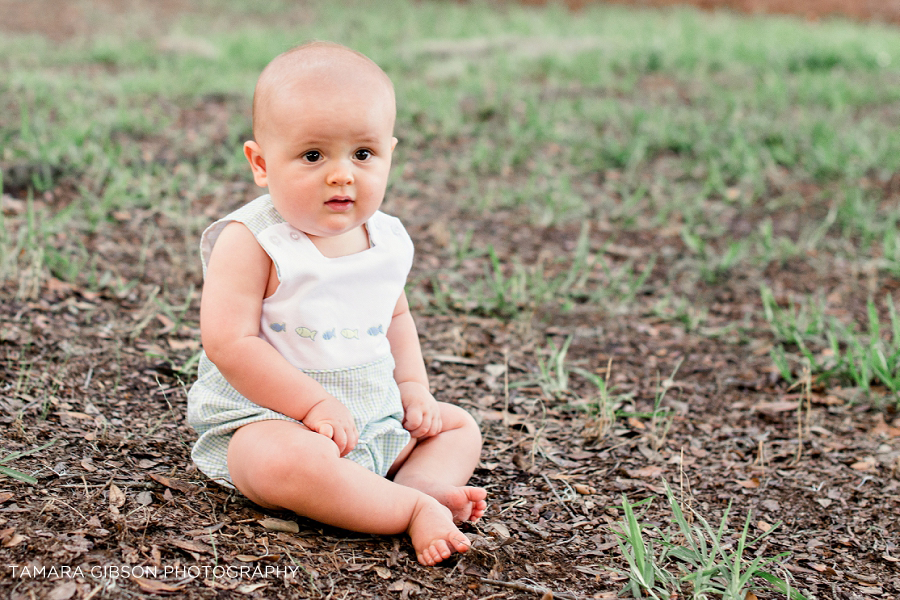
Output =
[{"x1": 253, "y1": 76, "x2": 396, "y2": 241}]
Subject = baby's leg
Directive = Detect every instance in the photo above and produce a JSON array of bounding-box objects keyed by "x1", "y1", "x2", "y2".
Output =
[
  {"x1": 227, "y1": 420, "x2": 470, "y2": 565},
  {"x1": 391, "y1": 403, "x2": 487, "y2": 523}
]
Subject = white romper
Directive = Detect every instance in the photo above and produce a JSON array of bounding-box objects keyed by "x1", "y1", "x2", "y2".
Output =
[{"x1": 187, "y1": 195, "x2": 413, "y2": 487}]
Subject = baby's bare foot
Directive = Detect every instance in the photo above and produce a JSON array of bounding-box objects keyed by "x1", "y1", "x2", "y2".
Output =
[
  {"x1": 398, "y1": 478, "x2": 487, "y2": 523},
  {"x1": 408, "y1": 498, "x2": 471, "y2": 566},
  {"x1": 441, "y1": 485, "x2": 487, "y2": 523}
]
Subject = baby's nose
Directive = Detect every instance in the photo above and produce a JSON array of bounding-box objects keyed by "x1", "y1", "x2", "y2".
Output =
[{"x1": 326, "y1": 162, "x2": 354, "y2": 185}]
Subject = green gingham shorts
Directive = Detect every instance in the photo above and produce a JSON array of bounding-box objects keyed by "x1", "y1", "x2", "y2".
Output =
[{"x1": 186, "y1": 353, "x2": 410, "y2": 488}]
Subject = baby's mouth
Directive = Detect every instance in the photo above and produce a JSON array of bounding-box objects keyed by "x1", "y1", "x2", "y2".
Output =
[{"x1": 325, "y1": 196, "x2": 354, "y2": 211}]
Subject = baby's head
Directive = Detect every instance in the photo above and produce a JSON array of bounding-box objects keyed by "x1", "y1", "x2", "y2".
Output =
[
  {"x1": 244, "y1": 42, "x2": 398, "y2": 241},
  {"x1": 250, "y1": 41, "x2": 396, "y2": 148}
]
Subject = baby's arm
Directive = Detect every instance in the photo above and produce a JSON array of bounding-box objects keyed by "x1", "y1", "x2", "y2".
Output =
[
  {"x1": 386, "y1": 292, "x2": 442, "y2": 438},
  {"x1": 200, "y1": 222, "x2": 358, "y2": 454}
]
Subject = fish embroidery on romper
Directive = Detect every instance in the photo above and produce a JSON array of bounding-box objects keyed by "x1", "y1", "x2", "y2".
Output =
[
  {"x1": 295, "y1": 327, "x2": 317, "y2": 341},
  {"x1": 367, "y1": 324, "x2": 384, "y2": 336},
  {"x1": 341, "y1": 329, "x2": 359, "y2": 340},
  {"x1": 269, "y1": 322, "x2": 286, "y2": 333},
  {"x1": 322, "y1": 329, "x2": 336, "y2": 340}
]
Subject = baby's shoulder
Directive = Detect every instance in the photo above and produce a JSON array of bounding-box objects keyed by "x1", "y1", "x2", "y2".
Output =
[{"x1": 370, "y1": 210, "x2": 411, "y2": 241}]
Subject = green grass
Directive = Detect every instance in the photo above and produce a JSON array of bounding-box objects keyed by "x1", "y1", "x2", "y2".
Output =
[
  {"x1": 613, "y1": 481, "x2": 807, "y2": 600},
  {"x1": 761, "y1": 285, "x2": 900, "y2": 400}
]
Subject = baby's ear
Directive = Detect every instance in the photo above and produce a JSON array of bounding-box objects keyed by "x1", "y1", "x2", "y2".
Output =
[
  {"x1": 243, "y1": 141, "x2": 268, "y2": 187},
  {"x1": 391, "y1": 137, "x2": 398, "y2": 152}
]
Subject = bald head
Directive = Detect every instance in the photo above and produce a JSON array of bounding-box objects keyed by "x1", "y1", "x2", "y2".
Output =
[{"x1": 251, "y1": 41, "x2": 396, "y2": 145}]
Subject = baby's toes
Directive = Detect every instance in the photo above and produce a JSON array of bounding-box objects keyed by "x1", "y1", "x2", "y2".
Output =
[
  {"x1": 450, "y1": 532, "x2": 471, "y2": 553},
  {"x1": 470, "y1": 500, "x2": 487, "y2": 522},
  {"x1": 419, "y1": 539, "x2": 452, "y2": 566}
]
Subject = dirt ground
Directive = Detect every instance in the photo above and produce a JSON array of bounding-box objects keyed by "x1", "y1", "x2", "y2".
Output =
[{"x1": 2, "y1": 1, "x2": 900, "y2": 599}]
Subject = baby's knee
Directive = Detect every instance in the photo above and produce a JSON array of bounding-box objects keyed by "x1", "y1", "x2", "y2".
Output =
[
  {"x1": 440, "y1": 403, "x2": 481, "y2": 435},
  {"x1": 229, "y1": 425, "x2": 341, "y2": 492}
]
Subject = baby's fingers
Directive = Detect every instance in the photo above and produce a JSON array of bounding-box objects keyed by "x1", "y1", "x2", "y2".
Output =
[
  {"x1": 342, "y1": 424, "x2": 359, "y2": 456},
  {"x1": 313, "y1": 423, "x2": 348, "y2": 454},
  {"x1": 425, "y1": 413, "x2": 443, "y2": 438},
  {"x1": 404, "y1": 407, "x2": 424, "y2": 433},
  {"x1": 316, "y1": 423, "x2": 335, "y2": 440},
  {"x1": 330, "y1": 426, "x2": 349, "y2": 455},
  {"x1": 409, "y1": 413, "x2": 438, "y2": 439}
]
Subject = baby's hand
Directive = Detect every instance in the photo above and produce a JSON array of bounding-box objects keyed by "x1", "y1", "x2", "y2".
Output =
[
  {"x1": 303, "y1": 396, "x2": 358, "y2": 456},
  {"x1": 398, "y1": 382, "x2": 442, "y2": 439}
]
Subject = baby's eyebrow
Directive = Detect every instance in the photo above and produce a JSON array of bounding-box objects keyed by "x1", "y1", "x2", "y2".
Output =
[{"x1": 353, "y1": 135, "x2": 385, "y2": 146}]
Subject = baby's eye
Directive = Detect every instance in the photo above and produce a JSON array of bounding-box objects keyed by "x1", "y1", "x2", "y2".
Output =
[
  {"x1": 354, "y1": 149, "x2": 372, "y2": 161},
  {"x1": 303, "y1": 151, "x2": 321, "y2": 163}
]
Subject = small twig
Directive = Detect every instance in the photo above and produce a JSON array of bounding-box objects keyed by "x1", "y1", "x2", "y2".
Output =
[
  {"x1": 523, "y1": 520, "x2": 550, "y2": 540},
  {"x1": 541, "y1": 474, "x2": 577, "y2": 518},
  {"x1": 58, "y1": 481, "x2": 157, "y2": 489},
  {"x1": 789, "y1": 363, "x2": 812, "y2": 466},
  {"x1": 502, "y1": 347, "x2": 510, "y2": 428},
  {"x1": 480, "y1": 578, "x2": 579, "y2": 599},
  {"x1": 845, "y1": 570, "x2": 879, "y2": 584},
  {"x1": 497, "y1": 498, "x2": 527, "y2": 515}
]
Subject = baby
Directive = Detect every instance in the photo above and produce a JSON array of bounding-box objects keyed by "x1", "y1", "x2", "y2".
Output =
[{"x1": 186, "y1": 41, "x2": 486, "y2": 566}]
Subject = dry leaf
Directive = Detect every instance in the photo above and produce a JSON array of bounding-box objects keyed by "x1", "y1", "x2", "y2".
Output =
[
  {"x1": 485, "y1": 364, "x2": 506, "y2": 377},
  {"x1": 47, "y1": 581, "x2": 78, "y2": 600},
  {"x1": 132, "y1": 576, "x2": 186, "y2": 593},
  {"x1": 168, "y1": 338, "x2": 199, "y2": 351},
  {"x1": 258, "y1": 517, "x2": 299, "y2": 533},
  {"x1": 237, "y1": 583, "x2": 268, "y2": 594},
  {"x1": 2, "y1": 533, "x2": 27, "y2": 548},
  {"x1": 627, "y1": 465, "x2": 664, "y2": 479},
  {"x1": 109, "y1": 484, "x2": 126, "y2": 508},
  {"x1": 147, "y1": 473, "x2": 200, "y2": 495},
  {"x1": 757, "y1": 520, "x2": 772, "y2": 532},
  {"x1": 811, "y1": 563, "x2": 838, "y2": 575},
  {"x1": 235, "y1": 554, "x2": 260, "y2": 562},
  {"x1": 233, "y1": 552, "x2": 281, "y2": 563},
  {"x1": 871, "y1": 415, "x2": 900, "y2": 438},
  {"x1": 752, "y1": 401, "x2": 799, "y2": 413},
  {"x1": 816, "y1": 498, "x2": 832, "y2": 508},
  {"x1": 485, "y1": 522, "x2": 511, "y2": 539},
  {"x1": 736, "y1": 478, "x2": 760, "y2": 488},
  {"x1": 573, "y1": 484, "x2": 596, "y2": 495},
  {"x1": 374, "y1": 566, "x2": 392, "y2": 579},
  {"x1": 430, "y1": 354, "x2": 479, "y2": 365},
  {"x1": 171, "y1": 539, "x2": 212, "y2": 554},
  {"x1": 850, "y1": 461, "x2": 875, "y2": 471},
  {"x1": 57, "y1": 411, "x2": 94, "y2": 420},
  {"x1": 388, "y1": 580, "x2": 420, "y2": 593},
  {"x1": 80, "y1": 458, "x2": 97, "y2": 472},
  {"x1": 626, "y1": 417, "x2": 647, "y2": 430},
  {"x1": 0, "y1": 492, "x2": 13, "y2": 504}
]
